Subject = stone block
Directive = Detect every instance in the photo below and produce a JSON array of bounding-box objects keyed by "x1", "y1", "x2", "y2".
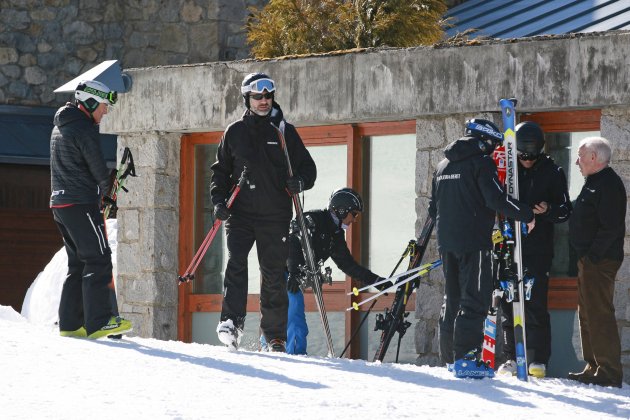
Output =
[
  {"x1": 415, "y1": 150, "x2": 432, "y2": 196},
  {"x1": 159, "y1": 24, "x2": 188, "y2": 53},
  {"x1": 415, "y1": 281, "x2": 442, "y2": 321},
  {"x1": 117, "y1": 243, "x2": 139, "y2": 276},
  {"x1": 120, "y1": 209, "x2": 140, "y2": 242},
  {"x1": 0, "y1": 48, "x2": 18, "y2": 65},
  {"x1": 416, "y1": 117, "x2": 447, "y2": 149},
  {"x1": 24, "y1": 66, "x2": 46, "y2": 85}
]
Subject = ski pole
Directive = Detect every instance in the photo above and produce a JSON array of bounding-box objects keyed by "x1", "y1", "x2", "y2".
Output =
[
  {"x1": 340, "y1": 240, "x2": 414, "y2": 358},
  {"x1": 347, "y1": 259, "x2": 442, "y2": 311},
  {"x1": 177, "y1": 167, "x2": 249, "y2": 284},
  {"x1": 104, "y1": 147, "x2": 137, "y2": 219},
  {"x1": 348, "y1": 260, "x2": 439, "y2": 296}
]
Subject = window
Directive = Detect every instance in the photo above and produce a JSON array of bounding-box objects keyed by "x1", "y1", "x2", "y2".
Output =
[{"x1": 522, "y1": 109, "x2": 601, "y2": 309}]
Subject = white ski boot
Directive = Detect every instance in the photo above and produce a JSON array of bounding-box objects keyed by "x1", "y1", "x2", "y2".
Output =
[{"x1": 216, "y1": 319, "x2": 242, "y2": 351}]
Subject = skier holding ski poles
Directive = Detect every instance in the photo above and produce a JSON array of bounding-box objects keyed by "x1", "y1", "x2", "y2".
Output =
[
  {"x1": 279, "y1": 188, "x2": 386, "y2": 355},
  {"x1": 429, "y1": 118, "x2": 535, "y2": 379},
  {"x1": 211, "y1": 72, "x2": 316, "y2": 352},
  {"x1": 496, "y1": 122, "x2": 571, "y2": 379}
]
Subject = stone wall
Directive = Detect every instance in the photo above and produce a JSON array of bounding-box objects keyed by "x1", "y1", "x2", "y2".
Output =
[{"x1": 0, "y1": 0, "x2": 267, "y2": 106}]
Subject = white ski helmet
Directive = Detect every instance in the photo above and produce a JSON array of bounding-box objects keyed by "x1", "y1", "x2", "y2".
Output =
[{"x1": 75, "y1": 80, "x2": 117, "y2": 111}]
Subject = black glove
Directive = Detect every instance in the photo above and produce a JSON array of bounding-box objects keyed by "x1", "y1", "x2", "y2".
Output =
[
  {"x1": 214, "y1": 203, "x2": 230, "y2": 221},
  {"x1": 102, "y1": 195, "x2": 116, "y2": 207},
  {"x1": 287, "y1": 273, "x2": 301, "y2": 294},
  {"x1": 286, "y1": 176, "x2": 304, "y2": 195},
  {"x1": 372, "y1": 276, "x2": 394, "y2": 292}
]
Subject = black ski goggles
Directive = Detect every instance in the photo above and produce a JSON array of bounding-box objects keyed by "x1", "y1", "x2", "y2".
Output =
[
  {"x1": 517, "y1": 152, "x2": 539, "y2": 161},
  {"x1": 250, "y1": 92, "x2": 274, "y2": 100}
]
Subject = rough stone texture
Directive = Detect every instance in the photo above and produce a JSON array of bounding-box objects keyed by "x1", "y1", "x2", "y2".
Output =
[
  {"x1": 0, "y1": 0, "x2": 268, "y2": 106},
  {"x1": 115, "y1": 132, "x2": 181, "y2": 340}
]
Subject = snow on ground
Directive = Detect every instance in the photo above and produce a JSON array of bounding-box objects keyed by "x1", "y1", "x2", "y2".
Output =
[
  {"x1": 2, "y1": 305, "x2": 629, "y2": 420},
  {"x1": 8, "y1": 220, "x2": 630, "y2": 419}
]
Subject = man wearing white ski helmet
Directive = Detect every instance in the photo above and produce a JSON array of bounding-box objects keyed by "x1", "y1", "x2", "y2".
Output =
[
  {"x1": 50, "y1": 79, "x2": 131, "y2": 340},
  {"x1": 211, "y1": 72, "x2": 316, "y2": 352},
  {"x1": 74, "y1": 79, "x2": 117, "y2": 124}
]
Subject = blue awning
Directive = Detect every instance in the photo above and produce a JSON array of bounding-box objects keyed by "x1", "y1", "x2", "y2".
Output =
[{"x1": 0, "y1": 105, "x2": 116, "y2": 166}]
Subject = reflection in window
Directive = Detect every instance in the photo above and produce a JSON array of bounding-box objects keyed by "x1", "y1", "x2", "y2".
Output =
[
  {"x1": 361, "y1": 133, "x2": 418, "y2": 363},
  {"x1": 362, "y1": 134, "x2": 417, "y2": 277},
  {"x1": 192, "y1": 144, "x2": 224, "y2": 294},
  {"x1": 546, "y1": 131, "x2": 598, "y2": 277}
]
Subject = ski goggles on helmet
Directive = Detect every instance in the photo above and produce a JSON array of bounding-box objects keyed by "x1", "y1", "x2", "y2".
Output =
[
  {"x1": 83, "y1": 86, "x2": 117, "y2": 105},
  {"x1": 241, "y1": 78, "x2": 276, "y2": 95}
]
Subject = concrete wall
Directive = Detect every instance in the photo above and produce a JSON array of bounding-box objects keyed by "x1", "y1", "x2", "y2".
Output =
[{"x1": 103, "y1": 31, "x2": 630, "y2": 381}]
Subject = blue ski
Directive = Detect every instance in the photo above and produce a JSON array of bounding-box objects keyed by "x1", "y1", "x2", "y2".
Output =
[{"x1": 499, "y1": 98, "x2": 528, "y2": 381}]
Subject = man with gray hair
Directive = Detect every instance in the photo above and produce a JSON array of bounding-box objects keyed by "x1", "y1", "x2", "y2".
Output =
[{"x1": 568, "y1": 136, "x2": 625, "y2": 388}]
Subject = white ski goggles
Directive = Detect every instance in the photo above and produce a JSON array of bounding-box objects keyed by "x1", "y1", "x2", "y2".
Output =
[{"x1": 241, "y1": 78, "x2": 276, "y2": 95}]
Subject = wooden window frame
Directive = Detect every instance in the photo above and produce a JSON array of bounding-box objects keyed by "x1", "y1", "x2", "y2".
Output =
[
  {"x1": 521, "y1": 109, "x2": 601, "y2": 310},
  {"x1": 177, "y1": 121, "x2": 416, "y2": 359}
]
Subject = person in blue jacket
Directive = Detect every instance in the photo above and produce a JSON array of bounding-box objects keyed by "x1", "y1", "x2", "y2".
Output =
[{"x1": 283, "y1": 188, "x2": 383, "y2": 354}]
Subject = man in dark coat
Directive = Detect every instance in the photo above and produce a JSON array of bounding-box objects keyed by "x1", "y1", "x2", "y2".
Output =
[
  {"x1": 429, "y1": 118, "x2": 535, "y2": 378},
  {"x1": 497, "y1": 122, "x2": 572, "y2": 379},
  {"x1": 568, "y1": 136, "x2": 625, "y2": 388},
  {"x1": 50, "y1": 80, "x2": 132, "y2": 339},
  {"x1": 211, "y1": 73, "x2": 317, "y2": 352}
]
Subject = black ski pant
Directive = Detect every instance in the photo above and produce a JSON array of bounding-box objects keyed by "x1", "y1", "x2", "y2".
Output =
[
  {"x1": 501, "y1": 254, "x2": 552, "y2": 365},
  {"x1": 439, "y1": 249, "x2": 493, "y2": 364},
  {"x1": 221, "y1": 216, "x2": 289, "y2": 341},
  {"x1": 53, "y1": 204, "x2": 115, "y2": 335}
]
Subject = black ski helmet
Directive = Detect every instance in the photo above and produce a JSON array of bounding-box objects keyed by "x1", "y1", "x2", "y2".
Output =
[
  {"x1": 241, "y1": 72, "x2": 275, "y2": 109},
  {"x1": 515, "y1": 121, "x2": 545, "y2": 158},
  {"x1": 328, "y1": 188, "x2": 363, "y2": 219},
  {"x1": 465, "y1": 118, "x2": 503, "y2": 154}
]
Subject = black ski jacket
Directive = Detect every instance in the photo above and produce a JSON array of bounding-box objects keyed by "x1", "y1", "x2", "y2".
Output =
[
  {"x1": 569, "y1": 166, "x2": 626, "y2": 262},
  {"x1": 518, "y1": 155, "x2": 572, "y2": 257},
  {"x1": 428, "y1": 136, "x2": 534, "y2": 253},
  {"x1": 210, "y1": 103, "x2": 316, "y2": 222},
  {"x1": 50, "y1": 103, "x2": 111, "y2": 206},
  {"x1": 287, "y1": 209, "x2": 378, "y2": 285}
]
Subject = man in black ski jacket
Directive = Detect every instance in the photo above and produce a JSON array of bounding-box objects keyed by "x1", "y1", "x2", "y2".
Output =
[
  {"x1": 429, "y1": 118, "x2": 535, "y2": 378},
  {"x1": 50, "y1": 80, "x2": 132, "y2": 339},
  {"x1": 568, "y1": 137, "x2": 625, "y2": 388},
  {"x1": 211, "y1": 72, "x2": 317, "y2": 352},
  {"x1": 497, "y1": 122, "x2": 572, "y2": 379},
  {"x1": 282, "y1": 188, "x2": 383, "y2": 354}
]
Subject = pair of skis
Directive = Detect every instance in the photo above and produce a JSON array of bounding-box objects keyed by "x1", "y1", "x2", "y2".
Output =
[
  {"x1": 272, "y1": 121, "x2": 335, "y2": 358},
  {"x1": 372, "y1": 217, "x2": 435, "y2": 362},
  {"x1": 481, "y1": 99, "x2": 528, "y2": 381}
]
